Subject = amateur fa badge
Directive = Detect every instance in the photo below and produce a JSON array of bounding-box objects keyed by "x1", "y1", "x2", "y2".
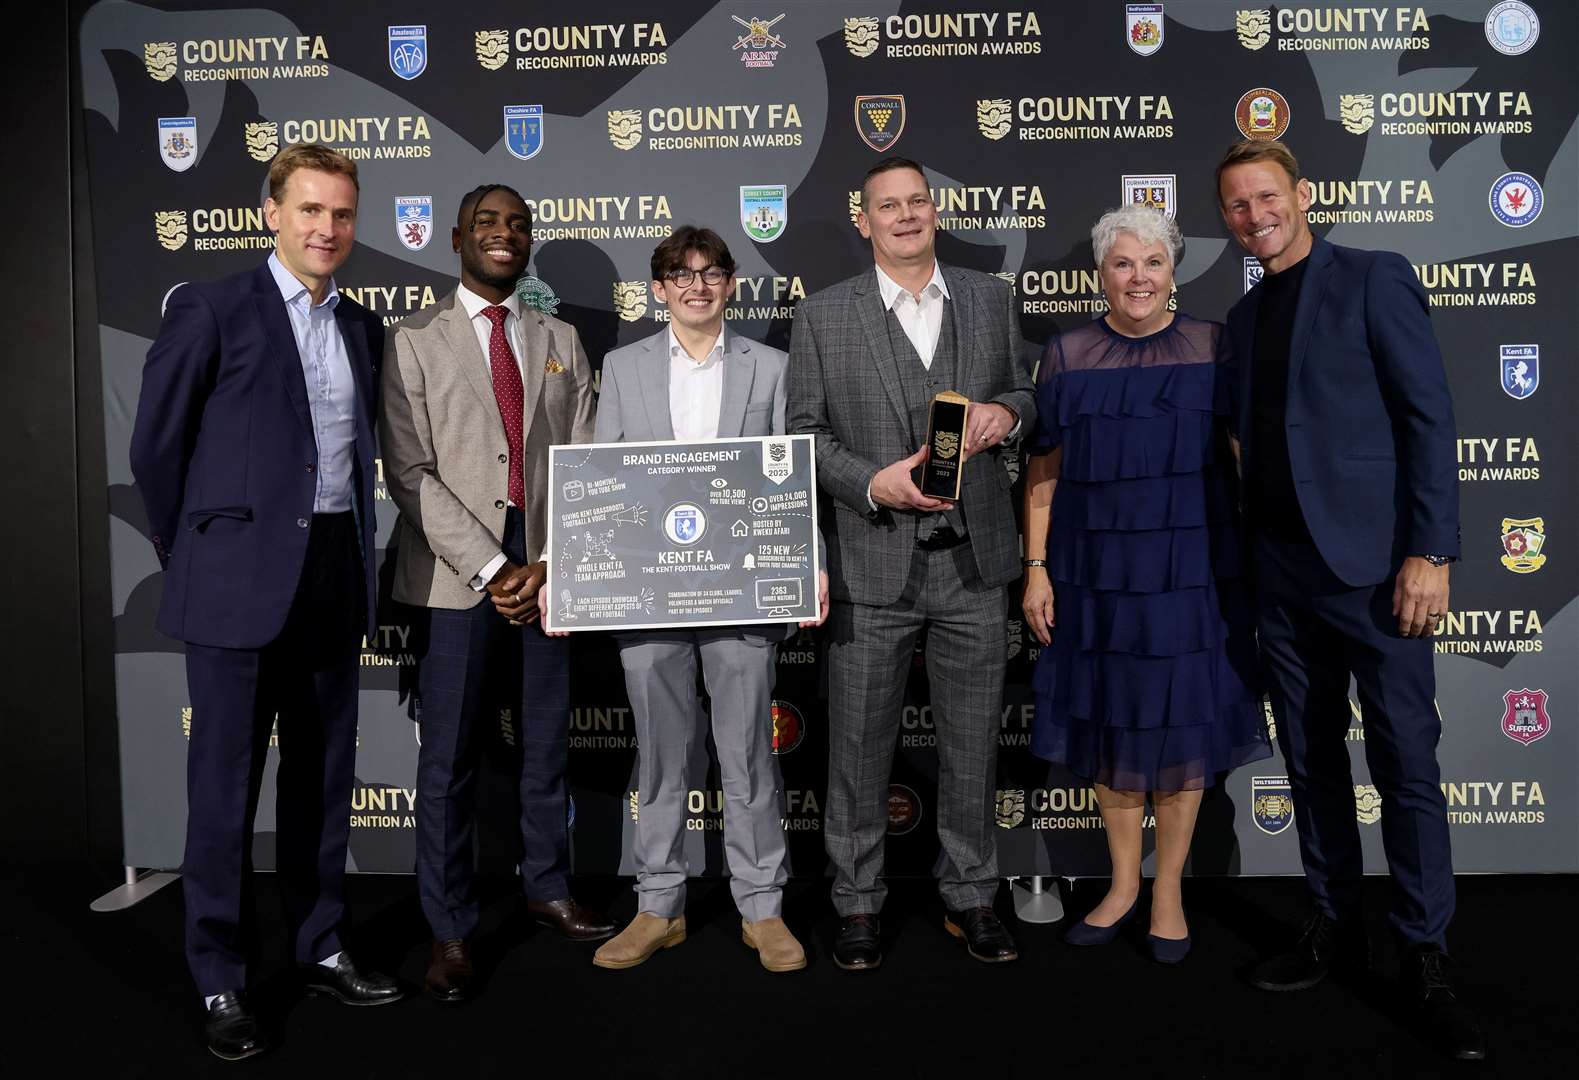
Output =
[
  {"x1": 1127, "y1": 5, "x2": 1164, "y2": 56},
  {"x1": 388, "y1": 25, "x2": 427, "y2": 80},
  {"x1": 855, "y1": 95, "x2": 905, "y2": 152},
  {"x1": 158, "y1": 117, "x2": 198, "y2": 172},
  {"x1": 1122, "y1": 174, "x2": 1176, "y2": 219},
  {"x1": 1502, "y1": 688, "x2": 1550, "y2": 746},
  {"x1": 1236, "y1": 88, "x2": 1290, "y2": 141},
  {"x1": 1501, "y1": 344, "x2": 1539, "y2": 400},
  {"x1": 504, "y1": 105, "x2": 544, "y2": 161},
  {"x1": 1490, "y1": 172, "x2": 1542, "y2": 228},
  {"x1": 1251, "y1": 777, "x2": 1294, "y2": 835},
  {"x1": 395, "y1": 196, "x2": 433, "y2": 252},
  {"x1": 740, "y1": 184, "x2": 788, "y2": 243},
  {"x1": 1500, "y1": 517, "x2": 1547, "y2": 573}
]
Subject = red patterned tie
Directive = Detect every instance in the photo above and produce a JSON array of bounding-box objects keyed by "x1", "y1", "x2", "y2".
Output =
[{"x1": 481, "y1": 306, "x2": 525, "y2": 506}]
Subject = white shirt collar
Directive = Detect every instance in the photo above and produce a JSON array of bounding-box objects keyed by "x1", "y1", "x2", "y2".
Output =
[
  {"x1": 874, "y1": 261, "x2": 949, "y2": 310},
  {"x1": 456, "y1": 282, "x2": 521, "y2": 322},
  {"x1": 268, "y1": 252, "x2": 339, "y2": 310},
  {"x1": 666, "y1": 324, "x2": 727, "y2": 365}
]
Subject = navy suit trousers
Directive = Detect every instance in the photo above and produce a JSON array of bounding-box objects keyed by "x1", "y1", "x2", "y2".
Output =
[
  {"x1": 1251, "y1": 533, "x2": 1455, "y2": 948},
  {"x1": 413, "y1": 508, "x2": 571, "y2": 941}
]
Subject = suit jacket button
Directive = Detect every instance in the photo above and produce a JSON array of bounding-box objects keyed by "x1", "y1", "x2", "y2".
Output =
[
  {"x1": 306, "y1": 462, "x2": 315, "y2": 472},
  {"x1": 498, "y1": 453, "x2": 508, "y2": 464},
  {"x1": 495, "y1": 499, "x2": 506, "y2": 509},
  {"x1": 297, "y1": 517, "x2": 309, "y2": 528}
]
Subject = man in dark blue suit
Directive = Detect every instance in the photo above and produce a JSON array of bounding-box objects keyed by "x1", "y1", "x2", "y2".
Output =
[
  {"x1": 1217, "y1": 141, "x2": 1481, "y2": 1062},
  {"x1": 131, "y1": 144, "x2": 403, "y2": 1061}
]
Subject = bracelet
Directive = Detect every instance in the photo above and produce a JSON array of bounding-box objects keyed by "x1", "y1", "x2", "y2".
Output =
[{"x1": 1022, "y1": 558, "x2": 1047, "y2": 568}]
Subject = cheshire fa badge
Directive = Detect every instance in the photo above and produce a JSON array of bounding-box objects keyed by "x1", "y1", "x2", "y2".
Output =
[
  {"x1": 740, "y1": 184, "x2": 788, "y2": 242},
  {"x1": 395, "y1": 196, "x2": 433, "y2": 251},
  {"x1": 388, "y1": 25, "x2": 427, "y2": 80},
  {"x1": 1501, "y1": 344, "x2": 1539, "y2": 400},
  {"x1": 504, "y1": 105, "x2": 544, "y2": 161},
  {"x1": 158, "y1": 117, "x2": 198, "y2": 172}
]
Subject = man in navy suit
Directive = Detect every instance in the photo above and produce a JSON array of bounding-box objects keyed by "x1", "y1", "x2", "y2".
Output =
[
  {"x1": 1217, "y1": 140, "x2": 1481, "y2": 1062},
  {"x1": 131, "y1": 143, "x2": 402, "y2": 1061}
]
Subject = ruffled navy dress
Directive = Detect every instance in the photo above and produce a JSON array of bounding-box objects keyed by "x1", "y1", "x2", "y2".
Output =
[{"x1": 1028, "y1": 315, "x2": 1269, "y2": 791}]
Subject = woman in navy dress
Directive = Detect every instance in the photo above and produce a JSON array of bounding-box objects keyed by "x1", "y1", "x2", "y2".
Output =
[{"x1": 1021, "y1": 205, "x2": 1269, "y2": 962}]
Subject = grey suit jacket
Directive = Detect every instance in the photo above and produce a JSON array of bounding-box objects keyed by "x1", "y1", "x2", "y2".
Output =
[
  {"x1": 380, "y1": 289, "x2": 596, "y2": 610},
  {"x1": 786, "y1": 265, "x2": 1036, "y2": 606}
]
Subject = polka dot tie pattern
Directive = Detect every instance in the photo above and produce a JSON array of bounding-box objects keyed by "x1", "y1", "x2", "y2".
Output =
[{"x1": 481, "y1": 306, "x2": 525, "y2": 507}]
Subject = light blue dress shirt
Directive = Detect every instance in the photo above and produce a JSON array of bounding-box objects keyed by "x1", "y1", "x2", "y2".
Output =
[{"x1": 268, "y1": 253, "x2": 357, "y2": 513}]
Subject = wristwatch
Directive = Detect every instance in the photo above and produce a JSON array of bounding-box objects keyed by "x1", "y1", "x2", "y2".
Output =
[{"x1": 1419, "y1": 554, "x2": 1454, "y2": 567}]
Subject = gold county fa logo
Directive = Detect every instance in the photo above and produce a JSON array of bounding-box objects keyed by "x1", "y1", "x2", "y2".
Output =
[
  {"x1": 607, "y1": 109, "x2": 643, "y2": 150},
  {"x1": 244, "y1": 121, "x2": 279, "y2": 162},
  {"x1": 154, "y1": 210, "x2": 189, "y2": 251},
  {"x1": 1339, "y1": 94, "x2": 1375, "y2": 135},
  {"x1": 933, "y1": 429, "x2": 960, "y2": 460},
  {"x1": 144, "y1": 41, "x2": 178, "y2": 81},
  {"x1": 1500, "y1": 517, "x2": 1547, "y2": 573},
  {"x1": 995, "y1": 789, "x2": 1026, "y2": 829},
  {"x1": 612, "y1": 280, "x2": 648, "y2": 322},
  {"x1": 475, "y1": 29, "x2": 509, "y2": 70},
  {"x1": 847, "y1": 190, "x2": 862, "y2": 227},
  {"x1": 977, "y1": 98, "x2": 1013, "y2": 141},
  {"x1": 844, "y1": 16, "x2": 880, "y2": 57},
  {"x1": 1354, "y1": 784, "x2": 1382, "y2": 825},
  {"x1": 1236, "y1": 9, "x2": 1271, "y2": 49}
]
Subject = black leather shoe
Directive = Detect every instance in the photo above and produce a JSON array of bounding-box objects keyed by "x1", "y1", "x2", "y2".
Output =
[
  {"x1": 833, "y1": 914, "x2": 882, "y2": 971},
  {"x1": 944, "y1": 906, "x2": 1019, "y2": 963},
  {"x1": 1249, "y1": 912, "x2": 1369, "y2": 992},
  {"x1": 1405, "y1": 946, "x2": 1486, "y2": 1062},
  {"x1": 205, "y1": 991, "x2": 269, "y2": 1061},
  {"x1": 424, "y1": 938, "x2": 473, "y2": 1004},
  {"x1": 301, "y1": 954, "x2": 405, "y2": 1006},
  {"x1": 527, "y1": 897, "x2": 617, "y2": 941}
]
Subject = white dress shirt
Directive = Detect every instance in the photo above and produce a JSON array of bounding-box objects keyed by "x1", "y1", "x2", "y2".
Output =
[
  {"x1": 456, "y1": 285, "x2": 529, "y2": 590},
  {"x1": 874, "y1": 260, "x2": 950, "y2": 368},
  {"x1": 667, "y1": 325, "x2": 726, "y2": 442}
]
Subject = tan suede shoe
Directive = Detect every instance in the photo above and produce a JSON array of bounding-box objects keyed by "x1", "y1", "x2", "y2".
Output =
[
  {"x1": 592, "y1": 913, "x2": 686, "y2": 970},
  {"x1": 742, "y1": 917, "x2": 807, "y2": 973}
]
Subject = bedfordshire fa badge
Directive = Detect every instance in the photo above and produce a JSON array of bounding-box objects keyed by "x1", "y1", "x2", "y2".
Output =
[
  {"x1": 158, "y1": 117, "x2": 198, "y2": 172},
  {"x1": 504, "y1": 105, "x2": 544, "y2": 161},
  {"x1": 1127, "y1": 5, "x2": 1164, "y2": 55},
  {"x1": 395, "y1": 196, "x2": 433, "y2": 251}
]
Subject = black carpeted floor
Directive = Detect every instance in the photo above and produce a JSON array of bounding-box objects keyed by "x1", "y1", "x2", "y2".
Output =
[{"x1": 2, "y1": 868, "x2": 1570, "y2": 1077}]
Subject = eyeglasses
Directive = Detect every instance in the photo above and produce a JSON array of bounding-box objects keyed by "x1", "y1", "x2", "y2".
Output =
[{"x1": 663, "y1": 266, "x2": 729, "y2": 288}]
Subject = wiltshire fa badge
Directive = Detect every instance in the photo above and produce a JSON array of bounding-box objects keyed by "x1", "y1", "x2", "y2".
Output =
[
  {"x1": 504, "y1": 105, "x2": 544, "y2": 161},
  {"x1": 1500, "y1": 517, "x2": 1547, "y2": 573},
  {"x1": 1122, "y1": 174, "x2": 1176, "y2": 219},
  {"x1": 855, "y1": 95, "x2": 905, "y2": 152},
  {"x1": 1251, "y1": 777, "x2": 1294, "y2": 835},
  {"x1": 1501, "y1": 344, "x2": 1539, "y2": 400},
  {"x1": 740, "y1": 184, "x2": 788, "y2": 243},
  {"x1": 158, "y1": 117, "x2": 198, "y2": 172},
  {"x1": 1127, "y1": 5, "x2": 1164, "y2": 56},
  {"x1": 388, "y1": 25, "x2": 427, "y2": 80},
  {"x1": 1490, "y1": 172, "x2": 1542, "y2": 227},
  {"x1": 1502, "y1": 688, "x2": 1550, "y2": 746},
  {"x1": 395, "y1": 196, "x2": 433, "y2": 252}
]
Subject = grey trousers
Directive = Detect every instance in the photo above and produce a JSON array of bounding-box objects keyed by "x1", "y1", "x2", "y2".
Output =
[
  {"x1": 825, "y1": 541, "x2": 1006, "y2": 915},
  {"x1": 618, "y1": 628, "x2": 789, "y2": 922}
]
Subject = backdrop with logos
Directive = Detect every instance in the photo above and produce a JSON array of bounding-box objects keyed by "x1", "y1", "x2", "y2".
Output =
[{"x1": 78, "y1": 0, "x2": 1576, "y2": 881}]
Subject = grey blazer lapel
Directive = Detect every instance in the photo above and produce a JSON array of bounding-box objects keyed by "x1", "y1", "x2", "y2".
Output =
[
  {"x1": 852, "y1": 270, "x2": 914, "y2": 444},
  {"x1": 942, "y1": 266, "x2": 977, "y2": 390},
  {"x1": 636, "y1": 332, "x2": 675, "y2": 440},
  {"x1": 518, "y1": 307, "x2": 549, "y2": 429},
  {"x1": 438, "y1": 293, "x2": 500, "y2": 425},
  {"x1": 716, "y1": 327, "x2": 754, "y2": 438}
]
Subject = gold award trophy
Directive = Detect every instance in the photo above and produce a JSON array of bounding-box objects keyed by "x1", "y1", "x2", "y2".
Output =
[{"x1": 920, "y1": 391, "x2": 970, "y2": 500}]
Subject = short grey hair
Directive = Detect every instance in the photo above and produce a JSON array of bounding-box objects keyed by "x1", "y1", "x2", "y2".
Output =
[{"x1": 1091, "y1": 204, "x2": 1183, "y2": 268}]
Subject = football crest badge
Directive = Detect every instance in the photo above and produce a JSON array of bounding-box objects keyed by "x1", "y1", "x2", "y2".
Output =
[
  {"x1": 1490, "y1": 172, "x2": 1542, "y2": 227},
  {"x1": 995, "y1": 789, "x2": 1027, "y2": 829},
  {"x1": 1235, "y1": 9, "x2": 1271, "y2": 49},
  {"x1": 977, "y1": 98, "x2": 1013, "y2": 140},
  {"x1": 244, "y1": 121, "x2": 279, "y2": 162},
  {"x1": 144, "y1": 41, "x2": 177, "y2": 81},
  {"x1": 855, "y1": 95, "x2": 905, "y2": 151},
  {"x1": 607, "y1": 109, "x2": 643, "y2": 150},
  {"x1": 1251, "y1": 777, "x2": 1294, "y2": 835},
  {"x1": 388, "y1": 25, "x2": 427, "y2": 80},
  {"x1": 1501, "y1": 344, "x2": 1539, "y2": 400},
  {"x1": 158, "y1": 117, "x2": 198, "y2": 172},
  {"x1": 1122, "y1": 174, "x2": 1176, "y2": 219},
  {"x1": 1243, "y1": 257, "x2": 1265, "y2": 293},
  {"x1": 1502, "y1": 689, "x2": 1550, "y2": 746},
  {"x1": 475, "y1": 29, "x2": 510, "y2": 70},
  {"x1": 504, "y1": 105, "x2": 544, "y2": 161},
  {"x1": 1485, "y1": 1, "x2": 1539, "y2": 55},
  {"x1": 740, "y1": 184, "x2": 788, "y2": 243},
  {"x1": 1339, "y1": 94, "x2": 1375, "y2": 135},
  {"x1": 395, "y1": 196, "x2": 433, "y2": 251},
  {"x1": 154, "y1": 210, "x2": 189, "y2": 251},
  {"x1": 1127, "y1": 5, "x2": 1164, "y2": 56},
  {"x1": 1500, "y1": 517, "x2": 1547, "y2": 573},
  {"x1": 887, "y1": 784, "x2": 922, "y2": 835},
  {"x1": 1353, "y1": 785, "x2": 1382, "y2": 825},
  {"x1": 612, "y1": 281, "x2": 648, "y2": 322},
  {"x1": 845, "y1": 17, "x2": 880, "y2": 57},
  {"x1": 1236, "y1": 87, "x2": 1290, "y2": 140},
  {"x1": 771, "y1": 699, "x2": 805, "y2": 754}
]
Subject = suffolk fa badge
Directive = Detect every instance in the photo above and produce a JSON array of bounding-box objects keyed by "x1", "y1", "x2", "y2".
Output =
[
  {"x1": 504, "y1": 105, "x2": 544, "y2": 161},
  {"x1": 395, "y1": 196, "x2": 433, "y2": 251},
  {"x1": 388, "y1": 25, "x2": 427, "y2": 80},
  {"x1": 1501, "y1": 344, "x2": 1539, "y2": 400},
  {"x1": 1502, "y1": 688, "x2": 1550, "y2": 746},
  {"x1": 740, "y1": 184, "x2": 788, "y2": 243},
  {"x1": 1500, "y1": 517, "x2": 1546, "y2": 573},
  {"x1": 1122, "y1": 174, "x2": 1176, "y2": 219},
  {"x1": 158, "y1": 117, "x2": 198, "y2": 172},
  {"x1": 1127, "y1": 5, "x2": 1164, "y2": 55}
]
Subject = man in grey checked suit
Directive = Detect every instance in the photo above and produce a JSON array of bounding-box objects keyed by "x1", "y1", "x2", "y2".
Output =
[
  {"x1": 787, "y1": 157, "x2": 1035, "y2": 970},
  {"x1": 590, "y1": 226, "x2": 826, "y2": 973}
]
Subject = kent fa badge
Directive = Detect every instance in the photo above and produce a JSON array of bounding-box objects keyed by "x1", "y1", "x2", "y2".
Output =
[
  {"x1": 388, "y1": 25, "x2": 428, "y2": 80},
  {"x1": 395, "y1": 196, "x2": 433, "y2": 251},
  {"x1": 505, "y1": 105, "x2": 544, "y2": 161},
  {"x1": 158, "y1": 116, "x2": 198, "y2": 172},
  {"x1": 1500, "y1": 344, "x2": 1539, "y2": 400}
]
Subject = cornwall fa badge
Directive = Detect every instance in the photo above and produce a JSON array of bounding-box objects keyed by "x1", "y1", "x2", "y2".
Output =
[
  {"x1": 1500, "y1": 516, "x2": 1546, "y2": 573},
  {"x1": 388, "y1": 25, "x2": 427, "y2": 80},
  {"x1": 855, "y1": 95, "x2": 905, "y2": 152},
  {"x1": 1501, "y1": 344, "x2": 1539, "y2": 400},
  {"x1": 395, "y1": 196, "x2": 433, "y2": 252},
  {"x1": 158, "y1": 117, "x2": 198, "y2": 172},
  {"x1": 1502, "y1": 689, "x2": 1550, "y2": 745},
  {"x1": 740, "y1": 184, "x2": 788, "y2": 243},
  {"x1": 1251, "y1": 777, "x2": 1294, "y2": 835},
  {"x1": 1127, "y1": 5, "x2": 1164, "y2": 55},
  {"x1": 1490, "y1": 172, "x2": 1542, "y2": 227},
  {"x1": 504, "y1": 105, "x2": 544, "y2": 161},
  {"x1": 1122, "y1": 174, "x2": 1176, "y2": 219}
]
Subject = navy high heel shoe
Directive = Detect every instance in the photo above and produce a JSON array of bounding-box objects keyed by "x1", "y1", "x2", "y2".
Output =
[
  {"x1": 1062, "y1": 897, "x2": 1139, "y2": 946},
  {"x1": 1146, "y1": 931, "x2": 1192, "y2": 964}
]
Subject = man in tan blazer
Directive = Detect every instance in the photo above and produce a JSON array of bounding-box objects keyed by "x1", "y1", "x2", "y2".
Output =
[{"x1": 380, "y1": 184, "x2": 612, "y2": 1004}]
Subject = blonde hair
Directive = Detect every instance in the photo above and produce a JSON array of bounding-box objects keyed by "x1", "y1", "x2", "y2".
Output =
[{"x1": 267, "y1": 143, "x2": 359, "y2": 204}]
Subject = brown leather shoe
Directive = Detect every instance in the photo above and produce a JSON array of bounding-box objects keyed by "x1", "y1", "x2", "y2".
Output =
[
  {"x1": 742, "y1": 917, "x2": 807, "y2": 973},
  {"x1": 424, "y1": 938, "x2": 473, "y2": 1003},
  {"x1": 527, "y1": 897, "x2": 617, "y2": 941},
  {"x1": 592, "y1": 914, "x2": 686, "y2": 969}
]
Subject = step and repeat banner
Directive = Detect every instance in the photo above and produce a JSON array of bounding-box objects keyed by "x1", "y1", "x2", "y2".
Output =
[{"x1": 79, "y1": 1, "x2": 1576, "y2": 878}]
